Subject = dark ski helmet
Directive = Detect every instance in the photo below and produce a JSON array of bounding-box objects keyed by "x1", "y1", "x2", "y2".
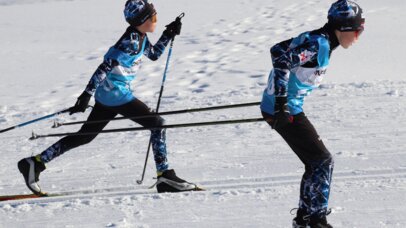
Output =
[
  {"x1": 124, "y1": 0, "x2": 156, "y2": 27},
  {"x1": 328, "y1": 0, "x2": 365, "y2": 32}
]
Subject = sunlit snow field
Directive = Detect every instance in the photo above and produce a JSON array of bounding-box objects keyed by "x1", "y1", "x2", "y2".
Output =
[{"x1": 0, "y1": 0, "x2": 405, "y2": 227}]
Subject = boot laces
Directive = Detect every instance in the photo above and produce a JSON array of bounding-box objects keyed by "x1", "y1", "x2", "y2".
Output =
[{"x1": 290, "y1": 208, "x2": 311, "y2": 225}]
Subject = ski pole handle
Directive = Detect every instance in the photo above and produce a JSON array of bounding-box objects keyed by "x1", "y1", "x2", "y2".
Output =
[{"x1": 171, "y1": 12, "x2": 185, "y2": 42}]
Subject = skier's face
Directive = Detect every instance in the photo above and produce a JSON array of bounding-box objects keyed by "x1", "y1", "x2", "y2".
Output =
[
  {"x1": 336, "y1": 30, "x2": 359, "y2": 49},
  {"x1": 136, "y1": 14, "x2": 157, "y2": 34}
]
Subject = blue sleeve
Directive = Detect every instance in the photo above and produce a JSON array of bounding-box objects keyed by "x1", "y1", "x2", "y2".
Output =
[
  {"x1": 84, "y1": 59, "x2": 116, "y2": 95},
  {"x1": 270, "y1": 39, "x2": 320, "y2": 96},
  {"x1": 143, "y1": 33, "x2": 171, "y2": 61},
  {"x1": 315, "y1": 37, "x2": 330, "y2": 67}
]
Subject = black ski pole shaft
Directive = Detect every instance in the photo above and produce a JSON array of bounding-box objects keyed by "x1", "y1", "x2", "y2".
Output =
[
  {"x1": 30, "y1": 118, "x2": 265, "y2": 140},
  {"x1": 0, "y1": 108, "x2": 71, "y2": 134},
  {"x1": 54, "y1": 101, "x2": 261, "y2": 128}
]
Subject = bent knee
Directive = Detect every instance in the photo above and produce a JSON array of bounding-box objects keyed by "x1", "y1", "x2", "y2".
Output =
[
  {"x1": 311, "y1": 157, "x2": 334, "y2": 173},
  {"x1": 148, "y1": 116, "x2": 165, "y2": 128}
]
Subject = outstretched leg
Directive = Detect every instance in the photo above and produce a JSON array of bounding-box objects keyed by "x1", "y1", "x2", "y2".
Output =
[
  {"x1": 18, "y1": 103, "x2": 117, "y2": 195},
  {"x1": 39, "y1": 103, "x2": 117, "y2": 162}
]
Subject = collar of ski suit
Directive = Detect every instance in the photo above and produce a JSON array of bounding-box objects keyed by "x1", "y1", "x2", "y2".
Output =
[{"x1": 311, "y1": 24, "x2": 340, "y2": 54}]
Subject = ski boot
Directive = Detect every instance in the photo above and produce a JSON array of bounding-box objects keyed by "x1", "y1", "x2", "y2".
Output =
[
  {"x1": 308, "y1": 216, "x2": 333, "y2": 228},
  {"x1": 152, "y1": 169, "x2": 203, "y2": 193},
  {"x1": 17, "y1": 156, "x2": 47, "y2": 196},
  {"x1": 292, "y1": 208, "x2": 310, "y2": 228}
]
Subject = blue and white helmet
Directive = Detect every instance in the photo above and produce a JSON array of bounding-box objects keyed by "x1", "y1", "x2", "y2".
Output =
[
  {"x1": 328, "y1": 0, "x2": 365, "y2": 32},
  {"x1": 124, "y1": 0, "x2": 156, "y2": 27}
]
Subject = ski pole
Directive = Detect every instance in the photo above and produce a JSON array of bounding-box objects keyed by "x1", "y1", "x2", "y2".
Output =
[
  {"x1": 30, "y1": 117, "x2": 265, "y2": 139},
  {"x1": 0, "y1": 108, "x2": 71, "y2": 134},
  {"x1": 53, "y1": 101, "x2": 261, "y2": 128},
  {"x1": 137, "y1": 12, "x2": 185, "y2": 185}
]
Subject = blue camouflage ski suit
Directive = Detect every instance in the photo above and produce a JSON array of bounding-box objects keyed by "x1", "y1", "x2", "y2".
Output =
[
  {"x1": 86, "y1": 26, "x2": 170, "y2": 106},
  {"x1": 261, "y1": 24, "x2": 339, "y2": 219},
  {"x1": 39, "y1": 27, "x2": 172, "y2": 172}
]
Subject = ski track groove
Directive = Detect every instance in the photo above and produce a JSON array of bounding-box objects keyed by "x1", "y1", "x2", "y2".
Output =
[{"x1": 2, "y1": 168, "x2": 405, "y2": 206}]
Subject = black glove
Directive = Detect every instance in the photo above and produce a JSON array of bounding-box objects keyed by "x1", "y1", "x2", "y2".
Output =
[
  {"x1": 271, "y1": 96, "x2": 293, "y2": 130},
  {"x1": 69, "y1": 91, "x2": 91, "y2": 115},
  {"x1": 163, "y1": 17, "x2": 182, "y2": 39}
]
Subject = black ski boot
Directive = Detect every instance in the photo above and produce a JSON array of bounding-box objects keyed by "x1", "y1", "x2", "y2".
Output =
[
  {"x1": 308, "y1": 216, "x2": 333, "y2": 228},
  {"x1": 17, "y1": 156, "x2": 47, "y2": 196},
  {"x1": 154, "y1": 169, "x2": 202, "y2": 193},
  {"x1": 308, "y1": 212, "x2": 333, "y2": 228},
  {"x1": 292, "y1": 208, "x2": 310, "y2": 228}
]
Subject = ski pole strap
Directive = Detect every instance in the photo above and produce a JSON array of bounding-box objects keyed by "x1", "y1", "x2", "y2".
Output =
[
  {"x1": 177, "y1": 12, "x2": 185, "y2": 20},
  {"x1": 54, "y1": 102, "x2": 261, "y2": 128},
  {"x1": 31, "y1": 117, "x2": 265, "y2": 140}
]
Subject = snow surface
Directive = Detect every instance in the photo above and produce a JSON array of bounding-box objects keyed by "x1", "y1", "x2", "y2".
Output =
[{"x1": 0, "y1": 0, "x2": 405, "y2": 227}]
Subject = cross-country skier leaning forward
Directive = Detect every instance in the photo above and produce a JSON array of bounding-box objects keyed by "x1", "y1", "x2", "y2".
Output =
[
  {"x1": 18, "y1": 0, "x2": 199, "y2": 195},
  {"x1": 260, "y1": 1, "x2": 364, "y2": 227}
]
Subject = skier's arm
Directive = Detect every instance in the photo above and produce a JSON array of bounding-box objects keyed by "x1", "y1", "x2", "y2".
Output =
[
  {"x1": 271, "y1": 40, "x2": 319, "y2": 96},
  {"x1": 144, "y1": 17, "x2": 182, "y2": 61},
  {"x1": 84, "y1": 59, "x2": 116, "y2": 95},
  {"x1": 267, "y1": 39, "x2": 320, "y2": 128},
  {"x1": 144, "y1": 33, "x2": 171, "y2": 61},
  {"x1": 69, "y1": 59, "x2": 116, "y2": 115}
]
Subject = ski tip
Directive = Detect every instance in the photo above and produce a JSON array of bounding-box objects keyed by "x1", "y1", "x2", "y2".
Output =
[
  {"x1": 37, "y1": 191, "x2": 49, "y2": 197},
  {"x1": 0, "y1": 191, "x2": 51, "y2": 202},
  {"x1": 193, "y1": 186, "x2": 205, "y2": 191}
]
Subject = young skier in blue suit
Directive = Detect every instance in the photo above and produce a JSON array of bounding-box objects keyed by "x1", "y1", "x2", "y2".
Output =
[
  {"x1": 18, "y1": 0, "x2": 199, "y2": 195},
  {"x1": 260, "y1": 1, "x2": 365, "y2": 227}
]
